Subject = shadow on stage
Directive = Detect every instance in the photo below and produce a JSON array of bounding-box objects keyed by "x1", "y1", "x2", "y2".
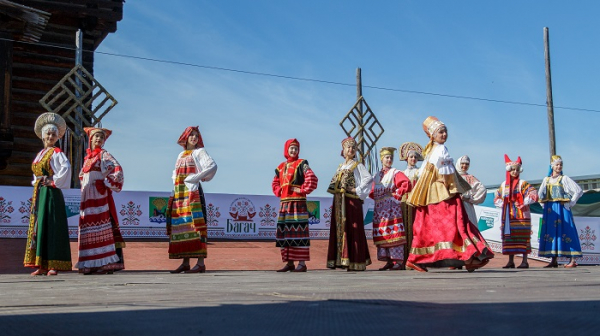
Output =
[{"x1": 1, "y1": 298, "x2": 599, "y2": 335}]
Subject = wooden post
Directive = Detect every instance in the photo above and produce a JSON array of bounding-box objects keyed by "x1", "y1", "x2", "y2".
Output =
[
  {"x1": 544, "y1": 27, "x2": 557, "y2": 157},
  {"x1": 356, "y1": 67, "x2": 364, "y2": 163}
]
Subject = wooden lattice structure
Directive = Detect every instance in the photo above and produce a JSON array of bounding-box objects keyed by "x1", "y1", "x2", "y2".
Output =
[
  {"x1": 0, "y1": 0, "x2": 125, "y2": 186},
  {"x1": 40, "y1": 64, "x2": 117, "y2": 135},
  {"x1": 339, "y1": 69, "x2": 384, "y2": 170},
  {"x1": 340, "y1": 96, "x2": 384, "y2": 163}
]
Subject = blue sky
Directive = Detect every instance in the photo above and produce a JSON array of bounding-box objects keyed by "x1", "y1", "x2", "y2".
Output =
[{"x1": 94, "y1": 1, "x2": 600, "y2": 196}]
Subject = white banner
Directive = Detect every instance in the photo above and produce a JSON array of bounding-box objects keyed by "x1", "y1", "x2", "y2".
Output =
[{"x1": 0, "y1": 186, "x2": 374, "y2": 240}]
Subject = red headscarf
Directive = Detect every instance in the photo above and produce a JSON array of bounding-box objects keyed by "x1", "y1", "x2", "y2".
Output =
[
  {"x1": 504, "y1": 154, "x2": 523, "y2": 203},
  {"x1": 177, "y1": 126, "x2": 204, "y2": 149},
  {"x1": 284, "y1": 138, "x2": 300, "y2": 162}
]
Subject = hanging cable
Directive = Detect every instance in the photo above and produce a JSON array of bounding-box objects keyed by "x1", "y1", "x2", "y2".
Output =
[{"x1": 2, "y1": 36, "x2": 600, "y2": 113}]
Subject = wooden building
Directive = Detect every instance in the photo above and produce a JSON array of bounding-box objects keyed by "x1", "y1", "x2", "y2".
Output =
[{"x1": 0, "y1": 0, "x2": 124, "y2": 185}]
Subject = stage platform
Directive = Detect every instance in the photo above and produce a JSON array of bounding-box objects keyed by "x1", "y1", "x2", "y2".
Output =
[{"x1": 1, "y1": 238, "x2": 547, "y2": 274}]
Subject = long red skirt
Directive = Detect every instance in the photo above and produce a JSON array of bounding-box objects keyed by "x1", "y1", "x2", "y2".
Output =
[{"x1": 408, "y1": 195, "x2": 493, "y2": 266}]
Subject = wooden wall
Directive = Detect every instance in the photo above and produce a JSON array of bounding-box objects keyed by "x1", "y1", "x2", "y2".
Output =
[{"x1": 0, "y1": 0, "x2": 124, "y2": 186}]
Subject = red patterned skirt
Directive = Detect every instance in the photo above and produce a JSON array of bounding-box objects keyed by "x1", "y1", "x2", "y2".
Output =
[{"x1": 408, "y1": 195, "x2": 493, "y2": 266}]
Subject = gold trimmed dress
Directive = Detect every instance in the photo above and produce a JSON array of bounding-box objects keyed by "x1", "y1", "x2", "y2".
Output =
[
  {"x1": 326, "y1": 160, "x2": 373, "y2": 271},
  {"x1": 407, "y1": 144, "x2": 493, "y2": 267},
  {"x1": 24, "y1": 147, "x2": 73, "y2": 271}
]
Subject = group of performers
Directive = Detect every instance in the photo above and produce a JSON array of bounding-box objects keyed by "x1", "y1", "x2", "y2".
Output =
[{"x1": 24, "y1": 113, "x2": 585, "y2": 276}]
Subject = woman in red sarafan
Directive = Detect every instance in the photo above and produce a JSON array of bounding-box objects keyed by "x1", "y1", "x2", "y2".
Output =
[
  {"x1": 272, "y1": 138, "x2": 318, "y2": 272},
  {"x1": 76, "y1": 127, "x2": 125, "y2": 275},
  {"x1": 406, "y1": 116, "x2": 494, "y2": 272}
]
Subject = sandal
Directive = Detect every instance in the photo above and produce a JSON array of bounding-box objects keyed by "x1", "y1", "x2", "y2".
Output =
[
  {"x1": 30, "y1": 269, "x2": 46, "y2": 276},
  {"x1": 47, "y1": 270, "x2": 58, "y2": 276}
]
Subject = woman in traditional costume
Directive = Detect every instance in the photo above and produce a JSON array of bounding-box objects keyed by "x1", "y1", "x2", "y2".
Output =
[
  {"x1": 455, "y1": 155, "x2": 487, "y2": 225},
  {"x1": 399, "y1": 142, "x2": 423, "y2": 268},
  {"x1": 369, "y1": 147, "x2": 411, "y2": 270},
  {"x1": 24, "y1": 113, "x2": 72, "y2": 276},
  {"x1": 493, "y1": 155, "x2": 538, "y2": 269},
  {"x1": 326, "y1": 137, "x2": 373, "y2": 271},
  {"x1": 538, "y1": 155, "x2": 583, "y2": 268},
  {"x1": 167, "y1": 126, "x2": 217, "y2": 274},
  {"x1": 76, "y1": 127, "x2": 125, "y2": 275},
  {"x1": 272, "y1": 138, "x2": 318, "y2": 272},
  {"x1": 407, "y1": 116, "x2": 493, "y2": 272}
]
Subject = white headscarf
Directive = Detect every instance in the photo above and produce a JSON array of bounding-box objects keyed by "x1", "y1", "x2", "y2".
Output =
[{"x1": 455, "y1": 155, "x2": 470, "y2": 174}]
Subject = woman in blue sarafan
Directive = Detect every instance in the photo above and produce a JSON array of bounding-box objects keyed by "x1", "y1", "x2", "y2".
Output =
[{"x1": 538, "y1": 155, "x2": 584, "y2": 268}]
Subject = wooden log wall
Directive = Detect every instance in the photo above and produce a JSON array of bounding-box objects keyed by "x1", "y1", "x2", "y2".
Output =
[{"x1": 0, "y1": 0, "x2": 124, "y2": 186}]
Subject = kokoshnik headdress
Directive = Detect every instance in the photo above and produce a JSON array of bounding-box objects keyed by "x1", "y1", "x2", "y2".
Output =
[
  {"x1": 34, "y1": 112, "x2": 67, "y2": 139},
  {"x1": 379, "y1": 147, "x2": 396, "y2": 161},
  {"x1": 398, "y1": 142, "x2": 423, "y2": 162}
]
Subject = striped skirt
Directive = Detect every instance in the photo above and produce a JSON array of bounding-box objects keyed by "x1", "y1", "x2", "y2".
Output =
[{"x1": 276, "y1": 200, "x2": 310, "y2": 261}]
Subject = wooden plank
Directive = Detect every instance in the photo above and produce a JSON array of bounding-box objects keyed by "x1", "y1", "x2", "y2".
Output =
[
  {"x1": 0, "y1": 174, "x2": 32, "y2": 186},
  {"x1": 17, "y1": 0, "x2": 124, "y2": 21}
]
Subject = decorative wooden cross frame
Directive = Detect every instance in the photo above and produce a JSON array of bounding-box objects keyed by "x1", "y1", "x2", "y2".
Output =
[
  {"x1": 39, "y1": 64, "x2": 118, "y2": 135},
  {"x1": 39, "y1": 63, "x2": 118, "y2": 187},
  {"x1": 339, "y1": 68, "x2": 384, "y2": 167}
]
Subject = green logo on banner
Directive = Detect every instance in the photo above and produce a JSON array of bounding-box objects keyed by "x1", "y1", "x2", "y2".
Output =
[
  {"x1": 307, "y1": 201, "x2": 320, "y2": 224},
  {"x1": 149, "y1": 197, "x2": 169, "y2": 224},
  {"x1": 477, "y1": 216, "x2": 494, "y2": 232}
]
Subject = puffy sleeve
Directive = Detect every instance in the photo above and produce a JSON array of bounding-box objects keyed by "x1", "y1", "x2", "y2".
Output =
[
  {"x1": 101, "y1": 150, "x2": 124, "y2": 192},
  {"x1": 272, "y1": 165, "x2": 282, "y2": 197},
  {"x1": 434, "y1": 145, "x2": 455, "y2": 175},
  {"x1": 493, "y1": 184, "x2": 504, "y2": 208},
  {"x1": 392, "y1": 171, "x2": 412, "y2": 201},
  {"x1": 354, "y1": 163, "x2": 373, "y2": 201},
  {"x1": 538, "y1": 177, "x2": 548, "y2": 202},
  {"x1": 299, "y1": 160, "x2": 318, "y2": 195},
  {"x1": 521, "y1": 181, "x2": 538, "y2": 205},
  {"x1": 562, "y1": 175, "x2": 583, "y2": 207},
  {"x1": 49, "y1": 149, "x2": 72, "y2": 189},
  {"x1": 463, "y1": 177, "x2": 486, "y2": 205},
  {"x1": 184, "y1": 148, "x2": 218, "y2": 191}
]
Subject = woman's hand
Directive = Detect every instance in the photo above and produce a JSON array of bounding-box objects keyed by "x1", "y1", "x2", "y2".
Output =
[{"x1": 40, "y1": 176, "x2": 53, "y2": 187}]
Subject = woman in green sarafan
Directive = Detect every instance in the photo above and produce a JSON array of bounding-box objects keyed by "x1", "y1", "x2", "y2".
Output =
[{"x1": 24, "y1": 112, "x2": 73, "y2": 276}]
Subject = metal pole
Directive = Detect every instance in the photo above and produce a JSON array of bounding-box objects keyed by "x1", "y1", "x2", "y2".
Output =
[
  {"x1": 544, "y1": 27, "x2": 557, "y2": 157},
  {"x1": 356, "y1": 67, "x2": 364, "y2": 162}
]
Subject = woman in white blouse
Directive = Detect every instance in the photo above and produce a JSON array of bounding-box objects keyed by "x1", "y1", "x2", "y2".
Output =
[
  {"x1": 538, "y1": 155, "x2": 584, "y2": 268},
  {"x1": 24, "y1": 113, "x2": 72, "y2": 276},
  {"x1": 406, "y1": 116, "x2": 493, "y2": 272},
  {"x1": 167, "y1": 126, "x2": 217, "y2": 274},
  {"x1": 326, "y1": 137, "x2": 373, "y2": 271}
]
